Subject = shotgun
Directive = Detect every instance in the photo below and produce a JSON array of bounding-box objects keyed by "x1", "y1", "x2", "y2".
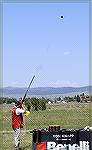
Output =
[{"x1": 22, "y1": 75, "x2": 35, "y2": 102}]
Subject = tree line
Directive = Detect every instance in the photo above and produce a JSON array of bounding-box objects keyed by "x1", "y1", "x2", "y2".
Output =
[
  {"x1": 0, "y1": 94, "x2": 85, "y2": 111},
  {"x1": 0, "y1": 97, "x2": 48, "y2": 111}
]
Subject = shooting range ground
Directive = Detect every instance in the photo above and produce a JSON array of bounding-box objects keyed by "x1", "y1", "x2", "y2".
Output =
[{"x1": 0, "y1": 102, "x2": 92, "y2": 149}]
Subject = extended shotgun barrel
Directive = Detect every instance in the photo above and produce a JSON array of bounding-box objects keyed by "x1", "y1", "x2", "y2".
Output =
[{"x1": 22, "y1": 75, "x2": 35, "y2": 102}]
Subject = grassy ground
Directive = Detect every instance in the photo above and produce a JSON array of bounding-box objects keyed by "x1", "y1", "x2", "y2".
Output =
[
  {"x1": 0, "y1": 102, "x2": 92, "y2": 149},
  {"x1": 0, "y1": 131, "x2": 32, "y2": 150}
]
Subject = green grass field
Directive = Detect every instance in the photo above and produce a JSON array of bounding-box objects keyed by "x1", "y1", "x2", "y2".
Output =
[{"x1": 0, "y1": 102, "x2": 92, "y2": 149}]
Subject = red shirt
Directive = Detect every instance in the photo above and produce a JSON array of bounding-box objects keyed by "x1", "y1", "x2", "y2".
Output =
[{"x1": 12, "y1": 106, "x2": 23, "y2": 129}]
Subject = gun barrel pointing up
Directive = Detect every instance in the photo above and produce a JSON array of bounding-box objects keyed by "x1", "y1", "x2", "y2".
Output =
[{"x1": 22, "y1": 75, "x2": 35, "y2": 102}]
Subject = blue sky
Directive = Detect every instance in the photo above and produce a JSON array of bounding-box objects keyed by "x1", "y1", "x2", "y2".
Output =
[{"x1": 3, "y1": 3, "x2": 89, "y2": 88}]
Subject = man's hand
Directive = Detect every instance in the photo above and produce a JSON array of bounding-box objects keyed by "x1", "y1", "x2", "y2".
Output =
[{"x1": 25, "y1": 111, "x2": 30, "y2": 116}]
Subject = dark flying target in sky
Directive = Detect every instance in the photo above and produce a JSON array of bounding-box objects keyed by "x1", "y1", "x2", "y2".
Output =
[{"x1": 61, "y1": 15, "x2": 64, "y2": 18}]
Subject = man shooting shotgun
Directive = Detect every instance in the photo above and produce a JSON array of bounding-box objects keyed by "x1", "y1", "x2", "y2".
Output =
[{"x1": 12, "y1": 75, "x2": 35, "y2": 149}]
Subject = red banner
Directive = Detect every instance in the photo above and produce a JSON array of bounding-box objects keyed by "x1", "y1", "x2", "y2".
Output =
[{"x1": 36, "y1": 142, "x2": 46, "y2": 150}]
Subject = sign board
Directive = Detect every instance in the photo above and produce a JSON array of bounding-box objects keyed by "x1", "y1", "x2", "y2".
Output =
[{"x1": 32, "y1": 129, "x2": 92, "y2": 150}]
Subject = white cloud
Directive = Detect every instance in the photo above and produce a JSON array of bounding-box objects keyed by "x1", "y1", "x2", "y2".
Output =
[
  {"x1": 11, "y1": 81, "x2": 18, "y2": 85},
  {"x1": 64, "y1": 51, "x2": 71, "y2": 55},
  {"x1": 48, "y1": 80, "x2": 80, "y2": 87}
]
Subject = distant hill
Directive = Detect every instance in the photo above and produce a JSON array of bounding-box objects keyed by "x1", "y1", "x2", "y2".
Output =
[{"x1": 0, "y1": 86, "x2": 91, "y2": 97}]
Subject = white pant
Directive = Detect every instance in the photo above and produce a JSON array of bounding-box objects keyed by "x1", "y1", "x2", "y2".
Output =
[{"x1": 13, "y1": 128, "x2": 21, "y2": 147}]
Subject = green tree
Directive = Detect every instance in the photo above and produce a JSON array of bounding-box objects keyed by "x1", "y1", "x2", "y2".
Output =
[
  {"x1": 24, "y1": 98, "x2": 31, "y2": 111},
  {"x1": 31, "y1": 97, "x2": 39, "y2": 111},
  {"x1": 31, "y1": 97, "x2": 47, "y2": 111},
  {"x1": 39, "y1": 99, "x2": 46, "y2": 110},
  {"x1": 0, "y1": 97, "x2": 17, "y2": 104},
  {"x1": 76, "y1": 95, "x2": 80, "y2": 103}
]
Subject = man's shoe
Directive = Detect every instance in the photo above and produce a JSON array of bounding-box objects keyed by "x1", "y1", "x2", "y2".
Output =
[{"x1": 15, "y1": 145, "x2": 19, "y2": 149}]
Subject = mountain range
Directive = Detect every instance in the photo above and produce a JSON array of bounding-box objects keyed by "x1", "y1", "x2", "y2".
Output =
[{"x1": 0, "y1": 86, "x2": 91, "y2": 97}]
